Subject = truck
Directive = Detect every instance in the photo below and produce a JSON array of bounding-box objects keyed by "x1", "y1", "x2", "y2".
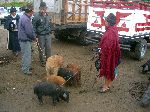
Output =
[
  {"x1": 34, "y1": 0, "x2": 150, "y2": 60},
  {"x1": 33, "y1": 0, "x2": 90, "y2": 45},
  {"x1": 87, "y1": 0, "x2": 150, "y2": 60}
]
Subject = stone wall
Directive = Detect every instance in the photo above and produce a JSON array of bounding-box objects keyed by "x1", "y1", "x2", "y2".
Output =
[{"x1": 0, "y1": 27, "x2": 9, "y2": 54}]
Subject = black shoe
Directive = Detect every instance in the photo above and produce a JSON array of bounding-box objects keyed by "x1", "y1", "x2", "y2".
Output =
[
  {"x1": 23, "y1": 71, "x2": 32, "y2": 75},
  {"x1": 13, "y1": 52, "x2": 19, "y2": 56},
  {"x1": 41, "y1": 63, "x2": 45, "y2": 67},
  {"x1": 29, "y1": 67, "x2": 33, "y2": 71}
]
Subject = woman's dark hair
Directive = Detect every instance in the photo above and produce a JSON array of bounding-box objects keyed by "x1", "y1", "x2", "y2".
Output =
[{"x1": 106, "y1": 13, "x2": 116, "y2": 26}]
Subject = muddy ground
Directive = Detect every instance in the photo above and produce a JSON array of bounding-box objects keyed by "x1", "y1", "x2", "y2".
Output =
[{"x1": 0, "y1": 27, "x2": 150, "y2": 112}]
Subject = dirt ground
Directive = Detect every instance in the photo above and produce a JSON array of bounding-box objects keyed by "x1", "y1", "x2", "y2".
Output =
[{"x1": 0, "y1": 27, "x2": 150, "y2": 112}]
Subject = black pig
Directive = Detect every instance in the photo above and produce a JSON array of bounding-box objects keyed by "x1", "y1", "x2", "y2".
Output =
[
  {"x1": 57, "y1": 68, "x2": 74, "y2": 86},
  {"x1": 139, "y1": 84, "x2": 150, "y2": 107},
  {"x1": 141, "y1": 59, "x2": 150, "y2": 74},
  {"x1": 34, "y1": 81, "x2": 69, "y2": 106}
]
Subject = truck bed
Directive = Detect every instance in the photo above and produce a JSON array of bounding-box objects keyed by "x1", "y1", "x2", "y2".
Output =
[{"x1": 41, "y1": 0, "x2": 89, "y2": 25}]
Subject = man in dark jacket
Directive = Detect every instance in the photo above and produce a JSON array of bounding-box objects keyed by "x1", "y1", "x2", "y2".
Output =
[
  {"x1": 18, "y1": 4, "x2": 36, "y2": 75},
  {"x1": 32, "y1": 2, "x2": 52, "y2": 67},
  {"x1": 4, "y1": 7, "x2": 21, "y2": 56}
]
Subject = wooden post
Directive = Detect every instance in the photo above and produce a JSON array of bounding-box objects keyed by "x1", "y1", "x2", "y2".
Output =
[
  {"x1": 72, "y1": 0, "x2": 76, "y2": 21},
  {"x1": 85, "y1": 0, "x2": 88, "y2": 22},
  {"x1": 64, "y1": 0, "x2": 68, "y2": 24},
  {"x1": 79, "y1": 0, "x2": 82, "y2": 21},
  {"x1": 61, "y1": 0, "x2": 65, "y2": 24}
]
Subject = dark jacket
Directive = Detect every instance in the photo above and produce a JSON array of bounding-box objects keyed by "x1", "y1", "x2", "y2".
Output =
[
  {"x1": 18, "y1": 13, "x2": 35, "y2": 42},
  {"x1": 32, "y1": 12, "x2": 51, "y2": 35},
  {"x1": 4, "y1": 14, "x2": 20, "y2": 31}
]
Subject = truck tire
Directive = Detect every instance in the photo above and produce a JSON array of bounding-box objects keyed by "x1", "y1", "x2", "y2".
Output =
[
  {"x1": 134, "y1": 39, "x2": 147, "y2": 60},
  {"x1": 54, "y1": 31, "x2": 68, "y2": 41},
  {"x1": 78, "y1": 30, "x2": 89, "y2": 46}
]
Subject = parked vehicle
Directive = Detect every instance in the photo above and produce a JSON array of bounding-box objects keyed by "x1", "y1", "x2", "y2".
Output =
[
  {"x1": 0, "y1": 7, "x2": 9, "y2": 25},
  {"x1": 33, "y1": 0, "x2": 150, "y2": 60},
  {"x1": 87, "y1": 0, "x2": 150, "y2": 60},
  {"x1": 34, "y1": 0, "x2": 90, "y2": 45}
]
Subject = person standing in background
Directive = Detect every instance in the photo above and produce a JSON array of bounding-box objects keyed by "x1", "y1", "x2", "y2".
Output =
[
  {"x1": 32, "y1": 2, "x2": 52, "y2": 67},
  {"x1": 98, "y1": 13, "x2": 121, "y2": 93},
  {"x1": 4, "y1": 7, "x2": 21, "y2": 56},
  {"x1": 18, "y1": 4, "x2": 36, "y2": 75}
]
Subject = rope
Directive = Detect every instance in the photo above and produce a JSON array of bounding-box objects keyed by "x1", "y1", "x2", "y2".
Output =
[
  {"x1": 79, "y1": 47, "x2": 100, "y2": 94},
  {"x1": 35, "y1": 41, "x2": 47, "y2": 58},
  {"x1": 60, "y1": 71, "x2": 79, "y2": 86}
]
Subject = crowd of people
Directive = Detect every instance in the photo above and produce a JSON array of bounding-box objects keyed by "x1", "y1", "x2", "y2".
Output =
[
  {"x1": 3, "y1": 1, "x2": 150, "y2": 108},
  {"x1": 4, "y1": 2, "x2": 52, "y2": 75}
]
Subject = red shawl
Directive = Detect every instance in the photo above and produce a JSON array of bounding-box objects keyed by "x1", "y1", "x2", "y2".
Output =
[{"x1": 98, "y1": 26, "x2": 121, "y2": 81}]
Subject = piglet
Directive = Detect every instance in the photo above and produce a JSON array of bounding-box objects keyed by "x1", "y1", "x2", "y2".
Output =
[
  {"x1": 33, "y1": 81, "x2": 69, "y2": 106},
  {"x1": 58, "y1": 65, "x2": 81, "y2": 87},
  {"x1": 57, "y1": 68, "x2": 74, "y2": 86}
]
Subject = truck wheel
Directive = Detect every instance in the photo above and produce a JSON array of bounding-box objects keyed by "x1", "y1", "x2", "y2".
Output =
[
  {"x1": 54, "y1": 32, "x2": 68, "y2": 41},
  {"x1": 134, "y1": 39, "x2": 147, "y2": 60},
  {"x1": 78, "y1": 30, "x2": 89, "y2": 46}
]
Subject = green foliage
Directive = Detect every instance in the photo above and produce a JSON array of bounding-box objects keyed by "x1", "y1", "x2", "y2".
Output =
[
  {"x1": 0, "y1": 2, "x2": 32, "y2": 7},
  {"x1": 142, "y1": 0, "x2": 150, "y2": 3}
]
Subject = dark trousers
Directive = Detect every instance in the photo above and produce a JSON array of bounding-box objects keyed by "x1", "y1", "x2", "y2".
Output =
[
  {"x1": 37, "y1": 34, "x2": 51, "y2": 63},
  {"x1": 8, "y1": 31, "x2": 21, "y2": 52}
]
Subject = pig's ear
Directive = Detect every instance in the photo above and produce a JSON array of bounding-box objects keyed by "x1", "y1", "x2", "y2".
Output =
[
  {"x1": 63, "y1": 93, "x2": 67, "y2": 98},
  {"x1": 65, "y1": 90, "x2": 70, "y2": 94},
  {"x1": 56, "y1": 87, "x2": 61, "y2": 91},
  {"x1": 144, "y1": 65, "x2": 149, "y2": 71}
]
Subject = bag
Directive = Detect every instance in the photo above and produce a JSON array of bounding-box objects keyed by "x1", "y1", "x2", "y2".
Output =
[
  {"x1": 114, "y1": 58, "x2": 121, "y2": 79},
  {"x1": 95, "y1": 59, "x2": 100, "y2": 71},
  {"x1": 114, "y1": 67, "x2": 119, "y2": 78},
  {"x1": 118, "y1": 58, "x2": 122, "y2": 66}
]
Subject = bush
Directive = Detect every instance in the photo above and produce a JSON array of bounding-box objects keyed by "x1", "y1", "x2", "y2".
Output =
[{"x1": 0, "y1": 2, "x2": 31, "y2": 7}]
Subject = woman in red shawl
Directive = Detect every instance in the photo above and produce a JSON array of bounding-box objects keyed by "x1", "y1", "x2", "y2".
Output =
[{"x1": 98, "y1": 13, "x2": 121, "y2": 93}]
